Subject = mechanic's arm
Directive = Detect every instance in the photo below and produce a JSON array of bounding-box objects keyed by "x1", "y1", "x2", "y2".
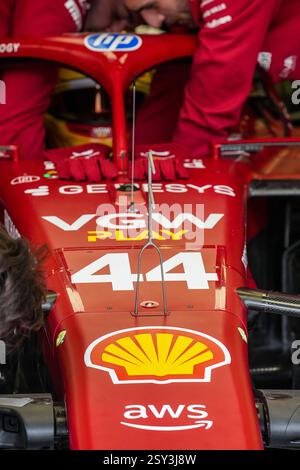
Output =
[
  {"x1": 84, "y1": 0, "x2": 130, "y2": 31},
  {"x1": 173, "y1": 0, "x2": 281, "y2": 156}
]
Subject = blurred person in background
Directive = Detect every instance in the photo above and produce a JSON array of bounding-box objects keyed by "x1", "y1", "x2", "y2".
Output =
[
  {"x1": 0, "y1": 0, "x2": 90, "y2": 161},
  {"x1": 0, "y1": 225, "x2": 46, "y2": 350}
]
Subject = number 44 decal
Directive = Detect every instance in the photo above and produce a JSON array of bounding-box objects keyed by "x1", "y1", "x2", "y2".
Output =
[{"x1": 71, "y1": 252, "x2": 218, "y2": 291}]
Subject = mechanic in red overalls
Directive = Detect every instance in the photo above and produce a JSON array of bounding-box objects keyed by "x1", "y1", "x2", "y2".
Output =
[
  {"x1": 0, "y1": 0, "x2": 90, "y2": 161},
  {"x1": 96, "y1": 0, "x2": 300, "y2": 156}
]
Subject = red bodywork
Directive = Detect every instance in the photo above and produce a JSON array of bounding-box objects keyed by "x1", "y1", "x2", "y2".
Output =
[{"x1": 0, "y1": 33, "x2": 299, "y2": 450}]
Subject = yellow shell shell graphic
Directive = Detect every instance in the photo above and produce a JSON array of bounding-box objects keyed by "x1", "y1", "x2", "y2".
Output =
[{"x1": 101, "y1": 333, "x2": 214, "y2": 377}]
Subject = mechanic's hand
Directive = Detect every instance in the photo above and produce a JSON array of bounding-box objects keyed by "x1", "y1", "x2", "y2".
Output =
[
  {"x1": 130, "y1": 144, "x2": 189, "y2": 181},
  {"x1": 84, "y1": 0, "x2": 130, "y2": 32},
  {"x1": 45, "y1": 144, "x2": 118, "y2": 182}
]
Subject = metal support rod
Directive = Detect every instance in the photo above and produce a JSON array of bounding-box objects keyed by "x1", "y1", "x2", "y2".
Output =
[
  {"x1": 129, "y1": 79, "x2": 137, "y2": 213},
  {"x1": 134, "y1": 151, "x2": 168, "y2": 316}
]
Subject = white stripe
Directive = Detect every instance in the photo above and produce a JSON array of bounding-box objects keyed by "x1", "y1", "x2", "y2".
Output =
[
  {"x1": 206, "y1": 15, "x2": 232, "y2": 28},
  {"x1": 203, "y1": 3, "x2": 227, "y2": 18},
  {"x1": 201, "y1": 0, "x2": 215, "y2": 7},
  {"x1": 64, "y1": 0, "x2": 83, "y2": 30}
]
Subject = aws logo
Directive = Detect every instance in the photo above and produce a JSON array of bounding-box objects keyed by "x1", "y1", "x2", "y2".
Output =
[
  {"x1": 84, "y1": 33, "x2": 142, "y2": 52},
  {"x1": 121, "y1": 403, "x2": 213, "y2": 432},
  {"x1": 84, "y1": 326, "x2": 231, "y2": 384}
]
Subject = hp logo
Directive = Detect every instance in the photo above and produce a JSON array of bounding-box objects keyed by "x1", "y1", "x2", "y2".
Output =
[{"x1": 84, "y1": 33, "x2": 142, "y2": 52}]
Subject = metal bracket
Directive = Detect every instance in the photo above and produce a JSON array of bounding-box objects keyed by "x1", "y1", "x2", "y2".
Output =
[{"x1": 133, "y1": 151, "x2": 168, "y2": 316}]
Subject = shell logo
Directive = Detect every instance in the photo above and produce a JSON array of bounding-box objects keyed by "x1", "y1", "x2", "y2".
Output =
[{"x1": 84, "y1": 327, "x2": 231, "y2": 384}]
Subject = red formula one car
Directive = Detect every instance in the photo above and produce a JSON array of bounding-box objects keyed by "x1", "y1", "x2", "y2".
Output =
[{"x1": 0, "y1": 33, "x2": 300, "y2": 450}]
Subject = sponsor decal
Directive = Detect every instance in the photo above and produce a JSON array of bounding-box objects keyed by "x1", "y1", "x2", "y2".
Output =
[
  {"x1": 85, "y1": 33, "x2": 142, "y2": 52},
  {"x1": 25, "y1": 183, "x2": 236, "y2": 197},
  {"x1": 43, "y1": 161, "x2": 58, "y2": 179},
  {"x1": 25, "y1": 184, "x2": 107, "y2": 197},
  {"x1": 206, "y1": 15, "x2": 232, "y2": 29},
  {"x1": 44, "y1": 161, "x2": 56, "y2": 171},
  {"x1": 70, "y1": 148, "x2": 103, "y2": 159},
  {"x1": 201, "y1": 0, "x2": 215, "y2": 7},
  {"x1": 183, "y1": 159, "x2": 205, "y2": 169},
  {"x1": 85, "y1": 326, "x2": 231, "y2": 384},
  {"x1": 64, "y1": 0, "x2": 83, "y2": 30},
  {"x1": 43, "y1": 212, "x2": 223, "y2": 232},
  {"x1": 43, "y1": 210, "x2": 223, "y2": 244},
  {"x1": 11, "y1": 175, "x2": 40, "y2": 185},
  {"x1": 203, "y1": 3, "x2": 227, "y2": 19},
  {"x1": 258, "y1": 51, "x2": 272, "y2": 71},
  {"x1": 56, "y1": 330, "x2": 67, "y2": 347},
  {"x1": 43, "y1": 170, "x2": 58, "y2": 180},
  {"x1": 24, "y1": 186, "x2": 49, "y2": 197},
  {"x1": 121, "y1": 403, "x2": 213, "y2": 432},
  {"x1": 138, "y1": 182, "x2": 234, "y2": 196},
  {"x1": 280, "y1": 55, "x2": 297, "y2": 79},
  {"x1": 92, "y1": 126, "x2": 112, "y2": 138},
  {"x1": 238, "y1": 327, "x2": 248, "y2": 344},
  {"x1": 87, "y1": 229, "x2": 188, "y2": 242},
  {"x1": 0, "y1": 43, "x2": 20, "y2": 54}
]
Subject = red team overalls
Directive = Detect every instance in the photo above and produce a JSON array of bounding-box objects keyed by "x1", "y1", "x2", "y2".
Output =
[
  {"x1": 0, "y1": 0, "x2": 89, "y2": 160},
  {"x1": 1, "y1": 0, "x2": 300, "y2": 159},
  {"x1": 136, "y1": 0, "x2": 300, "y2": 156}
]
